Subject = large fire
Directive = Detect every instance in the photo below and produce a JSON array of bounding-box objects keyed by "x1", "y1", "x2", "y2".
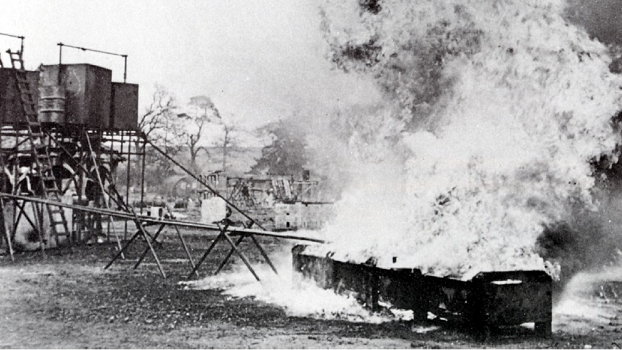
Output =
[{"x1": 309, "y1": 0, "x2": 622, "y2": 279}]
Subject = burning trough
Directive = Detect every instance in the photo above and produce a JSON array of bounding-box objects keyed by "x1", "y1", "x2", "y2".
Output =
[
  {"x1": 292, "y1": 244, "x2": 552, "y2": 338},
  {"x1": 295, "y1": 0, "x2": 622, "y2": 340}
]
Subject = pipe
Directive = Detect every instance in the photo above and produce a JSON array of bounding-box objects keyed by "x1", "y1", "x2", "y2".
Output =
[{"x1": 0, "y1": 192, "x2": 326, "y2": 244}]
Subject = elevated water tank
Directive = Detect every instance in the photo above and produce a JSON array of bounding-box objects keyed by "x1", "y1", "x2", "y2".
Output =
[{"x1": 40, "y1": 64, "x2": 111, "y2": 128}]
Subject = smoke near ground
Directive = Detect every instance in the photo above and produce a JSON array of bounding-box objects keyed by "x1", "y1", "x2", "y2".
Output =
[
  {"x1": 181, "y1": 245, "x2": 411, "y2": 324},
  {"x1": 537, "y1": 174, "x2": 622, "y2": 292}
]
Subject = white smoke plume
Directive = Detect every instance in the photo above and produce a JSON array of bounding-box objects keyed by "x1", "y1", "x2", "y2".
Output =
[{"x1": 307, "y1": 0, "x2": 622, "y2": 279}]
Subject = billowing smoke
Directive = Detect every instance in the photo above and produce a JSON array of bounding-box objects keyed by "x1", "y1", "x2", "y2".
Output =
[
  {"x1": 537, "y1": 161, "x2": 622, "y2": 291},
  {"x1": 305, "y1": 0, "x2": 622, "y2": 280},
  {"x1": 535, "y1": 0, "x2": 622, "y2": 288}
]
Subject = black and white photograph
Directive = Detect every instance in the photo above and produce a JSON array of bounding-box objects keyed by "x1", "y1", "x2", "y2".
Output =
[{"x1": 1, "y1": 0, "x2": 622, "y2": 348}]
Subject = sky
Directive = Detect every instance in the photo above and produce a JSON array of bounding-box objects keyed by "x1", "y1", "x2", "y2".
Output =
[
  {"x1": 1, "y1": 0, "x2": 620, "y2": 130},
  {"x1": 565, "y1": 0, "x2": 622, "y2": 47},
  {"x1": 0, "y1": 0, "x2": 379, "y2": 129}
]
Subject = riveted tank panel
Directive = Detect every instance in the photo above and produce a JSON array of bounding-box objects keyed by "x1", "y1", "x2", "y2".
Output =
[
  {"x1": 0, "y1": 68, "x2": 40, "y2": 124},
  {"x1": 40, "y1": 64, "x2": 111, "y2": 128},
  {"x1": 110, "y1": 82, "x2": 138, "y2": 130}
]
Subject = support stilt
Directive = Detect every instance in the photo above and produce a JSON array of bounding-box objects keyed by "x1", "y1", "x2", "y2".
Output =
[{"x1": 133, "y1": 224, "x2": 165, "y2": 269}]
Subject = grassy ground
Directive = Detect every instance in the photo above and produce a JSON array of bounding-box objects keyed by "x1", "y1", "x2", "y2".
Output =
[{"x1": 0, "y1": 227, "x2": 620, "y2": 348}]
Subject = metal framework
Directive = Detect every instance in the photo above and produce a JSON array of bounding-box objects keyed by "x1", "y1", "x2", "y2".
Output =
[
  {"x1": 0, "y1": 108, "x2": 323, "y2": 280},
  {"x1": 57, "y1": 43, "x2": 128, "y2": 83},
  {"x1": 0, "y1": 125, "x2": 148, "y2": 243},
  {"x1": 0, "y1": 43, "x2": 326, "y2": 282},
  {"x1": 0, "y1": 192, "x2": 324, "y2": 278},
  {"x1": 0, "y1": 44, "x2": 148, "y2": 256},
  {"x1": 1, "y1": 127, "x2": 325, "y2": 280}
]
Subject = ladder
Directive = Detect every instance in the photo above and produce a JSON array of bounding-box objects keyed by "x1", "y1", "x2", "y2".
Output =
[
  {"x1": 45, "y1": 131, "x2": 167, "y2": 276},
  {"x1": 0, "y1": 52, "x2": 13, "y2": 258},
  {"x1": 6, "y1": 49, "x2": 71, "y2": 248}
]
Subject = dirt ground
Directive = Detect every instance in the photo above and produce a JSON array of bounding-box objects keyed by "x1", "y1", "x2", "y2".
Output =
[{"x1": 1, "y1": 226, "x2": 621, "y2": 349}]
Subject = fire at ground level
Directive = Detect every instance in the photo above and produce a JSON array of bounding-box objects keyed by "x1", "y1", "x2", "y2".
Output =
[{"x1": 2, "y1": 226, "x2": 622, "y2": 348}]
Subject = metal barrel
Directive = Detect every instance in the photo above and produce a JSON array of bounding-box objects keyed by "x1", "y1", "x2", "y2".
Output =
[{"x1": 38, "y1": 85, "x2": 65, "y2": 123}]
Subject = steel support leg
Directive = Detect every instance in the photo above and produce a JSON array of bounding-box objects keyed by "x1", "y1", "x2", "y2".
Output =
[
  {"x1": 104, "y1": 229, "x2": 141, "y2": 269},
  {"x1": 104, "y1": 225, "x2": 166, "y2": 278},
  {"x1": 139, "y1": 225, "x2": 166, "y2": 278},
  {"x1": 249, "y1": 234, "x2": 278, "y2": 275},
  {"x1": 214, "y1": 234, "x2": 247, "y2": 275},
  {"x1": 165, "y1": 206, "x2": 198, "y2": 278},
  {"x1": 0, "y1": 198, "x2": 13, "y2": 260},
  {"x1": 141, "y1": 227, "x2": 164, "y2": 248},
  {"x1": 31, "y1": 202, "x2": 46, "y2": 255},
  {"x1": 106, "y1": 215, "x2": 125, "y2": 260},
  {"x1": 133, "y1": 224, "x2": 166, "y2": 269},
  {"x1": 13, "y1": 200, "x2": 39, "y2": 234},
  {"x1": 215, "y1": 221, "x2": 276, "y2": 277},
  {"x1": 186, "y1": 232, "x2": 224, "y2": 279},
  {"x1": 221, "y1": 231, "x2": 260, "y2": 282}
]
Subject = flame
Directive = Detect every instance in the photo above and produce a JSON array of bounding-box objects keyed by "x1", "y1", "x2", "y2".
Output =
[
  {"x1": 313, "y1": 0, "x2": 622, "y2": 279},
  {"x1": 181, "y1": 248, "x2": 408, "y2": 323}
]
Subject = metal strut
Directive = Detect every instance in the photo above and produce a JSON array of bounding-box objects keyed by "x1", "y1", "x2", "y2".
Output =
[
  {"x1": 44, "y1": 131, "x2": 165, "y2": 277},
  {"x1": 144, "y1": 136, "x2": 280, "y2": 279},
  {"x1": 0, "y1": 72, "x2": 13, "y2": 259},
  {"x1": 102, "y1": 184, "x2": 167, "y2": 278},
  {"x1": 143, "y1": 135, "x2": 278, "y2": 281},
  {"x1": 58, "y1": 43, "x2": 128, "y2": 83},
  {"x1": 0, "y1": 197, "x2": 14, "y2": 260},
  {"x1": 0, "y1": 191, "x2": 325, "y2": 280},
  {"x1": 84, "y1": 132, "x2": 125, "y2": 258}
]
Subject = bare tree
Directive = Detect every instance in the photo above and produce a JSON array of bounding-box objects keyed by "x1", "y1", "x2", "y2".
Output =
[
  {"x1": 136, "y1": 86, "x2": 184, "y2": 185},
  {"x1": 138, "y1": 85, "x2": 175, "y2": 141},
  {"x1": 195, "y1": 98, "x2": 241, "y2": 172},
  {"x1": 220, "y1": 122, "x2": 239, "y2": 172},
  {"x1": 175, "y1": 95, "x2": 248, "y2": 173},
  {"x1": 176, "y1": 113, "x2": 209, "y2": 171},
  {"x1": 176, "y1": 95, "x2": 221, "y2": 171}
]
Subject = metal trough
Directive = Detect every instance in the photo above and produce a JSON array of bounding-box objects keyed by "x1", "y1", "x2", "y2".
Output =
[{"x1": 292, "y1": 245, "x2": 552, "y2": 338}]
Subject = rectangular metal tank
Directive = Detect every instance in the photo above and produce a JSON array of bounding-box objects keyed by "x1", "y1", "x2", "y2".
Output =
[
  {"x1": 39, "y1": 64, "x2": 111, "y2": 128},
  {"x1": 0, "y1": 68, "x2": 40, "y2": 124},
  {"x1": 110, "y1": 82, "x2": 138, "y2": 130},
  {"x1": 292, "y1": 245, "x2": 552, "y2": 338}
]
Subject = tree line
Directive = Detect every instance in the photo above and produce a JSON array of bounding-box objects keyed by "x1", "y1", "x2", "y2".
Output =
[{"x1": 125, "y1": 86, "x2": 309, "y2": 194}]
